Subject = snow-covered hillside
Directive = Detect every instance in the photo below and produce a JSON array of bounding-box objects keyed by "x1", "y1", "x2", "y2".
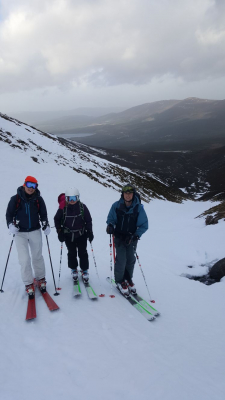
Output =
[{"x1": 0, "y1": 114, "x2": 225, "y2": 400}]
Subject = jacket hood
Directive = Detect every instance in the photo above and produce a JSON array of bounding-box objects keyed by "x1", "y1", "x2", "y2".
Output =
[
  {"x1": 118, "y1": 193, "x2": 139, "y2": 210},
  {"x1": 17, "y1": 185, "x2": 41, "y2": 201}
]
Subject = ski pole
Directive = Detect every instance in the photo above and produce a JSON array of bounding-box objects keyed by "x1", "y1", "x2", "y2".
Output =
[
  {"x1": 135, "y1": 250, "x2": 155, "y2": 303},
  {"x1": 89, "y1": 242, "x2": 105, "y2": 297},
  {"x1": 109, "y1": 234, "x2": 115, "y2": 298},
  {"x1": 45, "y1": 236, "x2": 59, "y2": 296},
  {"x1": 0, "y1": 236, "x2": 15, "y2": 293},
  {"x1": 112, "y1": 235, "x2": 116, "y2": 264},
  {"x1": 56, "y1": 243, "x2": 63, "y2": 290}
]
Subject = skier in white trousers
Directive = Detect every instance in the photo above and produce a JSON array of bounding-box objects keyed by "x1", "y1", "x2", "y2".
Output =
[{"x1": 6, "y1": 176, "x2": 51, "y2": 296}]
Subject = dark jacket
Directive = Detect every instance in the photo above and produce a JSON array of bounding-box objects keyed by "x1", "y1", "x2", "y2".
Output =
[
  {"x1": 106, "y1": 194, "x2": 148, "y2": 238},
  {"x1": 6, "y1": 186, "x2": 48, "y2": 232},
  {"x1": 54, "y1": 201, "x2": 92, "y2": 239}
]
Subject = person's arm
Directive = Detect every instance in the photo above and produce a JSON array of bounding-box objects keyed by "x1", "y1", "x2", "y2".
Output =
[
  {"x1": 83, "y1": 204, "x2": 92, "y2": 232},
  {"x1": 135, "y1": 205, "x2": 148, "y2": 238},
  {"x1": 38, "y1": 197, "x2": 48, "y2": 225},
  {"x1": 54, "y1": 209, "x2": 63, "y2": 231},
  {"x1": 106, "y1": 202, "x2": 118, "y2": 226},
  {"x1": 6, "y1": 196, "x2": 17, "y2": 227}
]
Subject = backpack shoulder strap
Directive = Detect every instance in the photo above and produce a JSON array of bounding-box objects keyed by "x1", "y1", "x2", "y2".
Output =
[
  {"x1": 36, "y1": 198, "x2": 40, "y2": 211},
  {"x1": 14, "y1": 194, "x2": 21, "y2": 217},
  {"x1": 61, "y1": 206, "x2": 67, "y2": 227},
  {"x1": 79, "y1": 202, "x2": 84, "y2": 220}
]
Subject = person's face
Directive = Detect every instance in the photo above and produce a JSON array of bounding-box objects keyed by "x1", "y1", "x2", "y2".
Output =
[
  {"x1": 24, "y1": 182, "x2": 36, "y2": 195},
  {"x1": 69, "y1": 199, "x2": 77, "y2": 205},
  {"x1": 124, "y1": 191, "x2": 134, "y2": 202}
]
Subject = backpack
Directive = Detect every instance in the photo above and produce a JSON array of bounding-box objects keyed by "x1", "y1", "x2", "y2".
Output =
[{"x1": 58, "y1": 193, "x2": 85, "y2": 229}]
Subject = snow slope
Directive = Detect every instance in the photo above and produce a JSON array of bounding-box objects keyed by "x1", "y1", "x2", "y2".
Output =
[{"x1": 0, "y1": 115, "x2": 225, "y2": 400}]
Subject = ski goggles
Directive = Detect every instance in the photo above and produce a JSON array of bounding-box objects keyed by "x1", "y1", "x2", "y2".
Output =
[
  {"x1": 25, "y1": 181, "x2": 37, "y2": 189},
  {"x1": 66, "y1": 195, "x2": 79, "y2": 202},
  {"x1": 122, "y1": 185, "x2": 134, "y2": 193}
]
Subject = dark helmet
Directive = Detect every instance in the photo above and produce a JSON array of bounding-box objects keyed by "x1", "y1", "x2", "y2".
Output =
[{"x1": 121, "y1": 183, "x2": 135, "y2": 194}]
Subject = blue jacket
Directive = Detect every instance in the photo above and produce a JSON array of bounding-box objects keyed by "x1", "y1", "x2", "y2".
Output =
[
  {"x1": 106, "y1": 194, "x2": 148, "y2": 238},
  {"x1": 6, "y1": 186, "x2": 48, "y2": 232}
]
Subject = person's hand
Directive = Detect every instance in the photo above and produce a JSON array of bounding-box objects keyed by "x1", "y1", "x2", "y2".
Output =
[
  {"x1": 132, "y1": 235, "x2": 139, "y2": 242},
  {"x1": 8, "y1": 223, "x2": 19, "y2": 235},
  {"x1": 42, "y1": 222, "x2": 51, "y2": 235},
  {"x1": 58, "y1": 230, "x2": 65, "y2": 243},
  {"x1": 106, "y1": 224, "x2": 114, "y2": 234},
  {"x1": 43, "y1": 226, "x2": 51, "y2": 236},
  {"x1": 86, "y1": 231, "x2": 94, "y2": 242}
]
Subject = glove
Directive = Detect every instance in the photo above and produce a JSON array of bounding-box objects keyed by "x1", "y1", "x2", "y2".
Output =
[
  {"x1": 58, "y1": 230, "x2": 65, "y2": 243},
  {"x1": 132, "y1": 235, "x2": 139, "y2": 242},
  {"x1": 8, "y1": 223, "x2": 19, "y2": 235},
  {"x1": 86, "y1": 231, "x2": 94, "y2": 242},
  {"x1": 106, "y1": 224, "x2": 114, "y2": 234},
  {"x1": 43, "y1": 226, "x2": 51, "y2": 236},
  {"x1": 42, "y1": 222, "x2": 51, "y2": 236}
]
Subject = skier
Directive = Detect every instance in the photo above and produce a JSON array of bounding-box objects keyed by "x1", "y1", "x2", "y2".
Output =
[
  {"x1": 6, "y1": 176, "x2": 51, "y2": 297},
  {"x1": 106, "y1": 183, "x2": 148, "y2": 295},
  {"x1": 54, "y1": 188, "x2": 93, "y2": 283}
]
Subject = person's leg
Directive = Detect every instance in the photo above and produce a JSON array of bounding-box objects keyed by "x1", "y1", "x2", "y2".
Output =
[
  {"x1": 28, "y1": 229, "x2": 46, "y2": 281},
  {"x1": 76, "y1": 235, "x2": 89, "y2": 272},
  {"x1": 15, "y1": 232, "x2": 33, "y2": 285},
  {"x1": 124, "y1": 241, "x2": 137, "y2": 281},
  {"x1": 65, "y1": 239, "x2": 78, "y2": 270},
  {"x1": 114, "y1": 238, "x2": 127, "y2": 283}
]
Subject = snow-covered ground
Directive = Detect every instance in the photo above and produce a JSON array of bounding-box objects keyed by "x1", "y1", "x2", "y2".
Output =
[{"x1": 0, "y1": 115, "x2": 225, "y2": 400}]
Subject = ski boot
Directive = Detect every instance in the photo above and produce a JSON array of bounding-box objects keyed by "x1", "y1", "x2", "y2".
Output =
[
  {"x1": 71, "y1": 269, "x2": 78, "y2": 282},
  {"x1": 25, "y1": 283, "x2": 35, "y2": 299},
  {"x1": 126, "y1": 279, "x2": 137, "y2": 295},
  {"x1": 37, "y1": 278, "x2": 47, "y2": 293},
  {"x1": 82, "y1": 270, "x2": 89, "y2": 283},
  {"x1": 116, "y1": 281, "x2": 130, "y2": 297}
]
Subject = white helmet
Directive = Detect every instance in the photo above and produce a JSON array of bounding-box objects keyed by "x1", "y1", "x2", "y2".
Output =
[{"x1": 65, "y1": 187, "x2": 80, "y2": 198}]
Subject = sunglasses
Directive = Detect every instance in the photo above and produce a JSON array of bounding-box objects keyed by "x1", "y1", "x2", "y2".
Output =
[
  {"x1": 67, "y1": 195, "x2": 79, "y2": 202},
  {"x1": 122, "y1": 186, "x2": 134, "y2": 193},
  {"x1": 25, "y1": 182, "x2": 37, "y2": 189},
  {"x1": 123, "y1": 190, "x2": 134, "y2": 194}
]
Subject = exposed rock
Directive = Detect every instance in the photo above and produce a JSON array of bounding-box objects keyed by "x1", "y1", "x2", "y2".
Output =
[
  {"x1": 205, "y1": 215, "x2": 219, "y2": 225},
  {"x1": 209, "y1": 258, "x2": 225, "y2": 281}
]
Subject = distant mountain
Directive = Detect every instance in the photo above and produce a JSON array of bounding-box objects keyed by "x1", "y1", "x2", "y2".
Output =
[
  {"x1": 64, "y1": 98, "x2": 225, "y2": 152},
  {"x1": 10, "y1": 107, "x2": 126, "y2": 128},
  {"x1": 0, "y1": 112, "x2": 186, "y2": 203},
  {"x1": 35, "y1": 115, "x2": 95, "y2": 132},
  {"x1": 74, "y1": 141, "x2": 225, "y2": 201}
]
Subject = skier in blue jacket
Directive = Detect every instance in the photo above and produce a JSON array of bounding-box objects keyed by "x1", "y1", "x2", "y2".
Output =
[{"x1": 106, "y1": 183, "x2": 148, "y2": 296}]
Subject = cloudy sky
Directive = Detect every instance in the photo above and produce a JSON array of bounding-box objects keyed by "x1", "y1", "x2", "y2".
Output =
[{"x1": 0, "y1": 0, "x2": 225, "y2": 113}]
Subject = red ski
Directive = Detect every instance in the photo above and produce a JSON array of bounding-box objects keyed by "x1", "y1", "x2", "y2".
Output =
[
  {"x1": 34, "y1": 279, "x2": 59, "y2": 311},
  {"x1": 26, "y1": 297, "x2": 37, "y2": 320},
  {"x1": 38, "y1": 289, "x2": 59, "y2": 311}
]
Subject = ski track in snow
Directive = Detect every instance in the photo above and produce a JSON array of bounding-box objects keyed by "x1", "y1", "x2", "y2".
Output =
[{"x1": 0, "y1": 115, "x2": 225, "y2": 400}]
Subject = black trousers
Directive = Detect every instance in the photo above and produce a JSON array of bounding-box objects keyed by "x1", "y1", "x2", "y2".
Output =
[{"x1": 65, "y1": 234, "x2": 89, "y2": 271}]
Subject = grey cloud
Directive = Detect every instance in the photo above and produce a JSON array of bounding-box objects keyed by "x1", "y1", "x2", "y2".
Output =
[{"x1": 0, "y1": 0, "x2": 224, "y2": 94}]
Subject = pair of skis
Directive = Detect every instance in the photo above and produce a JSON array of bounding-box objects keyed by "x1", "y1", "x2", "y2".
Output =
[
  {"x1": 73, "y1": 274, "x2": 98, "y2": 300},
  {"x1": 73, "y1": 274, "x2": 159, "y2": 321},
  {"x1": 106, "y1": 277, "x2": 160, "y2": 322},
  {"x1": 26, "y1": 285, "x2": 59, "y2": 321}
]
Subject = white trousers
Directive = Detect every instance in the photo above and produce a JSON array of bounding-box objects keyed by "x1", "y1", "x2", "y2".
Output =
[{"x1": 15, "y1": 229, "x2": 46, "y2": 285}]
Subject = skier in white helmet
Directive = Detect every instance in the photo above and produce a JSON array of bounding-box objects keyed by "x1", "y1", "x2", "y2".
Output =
[{"x1": 54, "y1": 188, "x2": 93, "y2": 283}]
